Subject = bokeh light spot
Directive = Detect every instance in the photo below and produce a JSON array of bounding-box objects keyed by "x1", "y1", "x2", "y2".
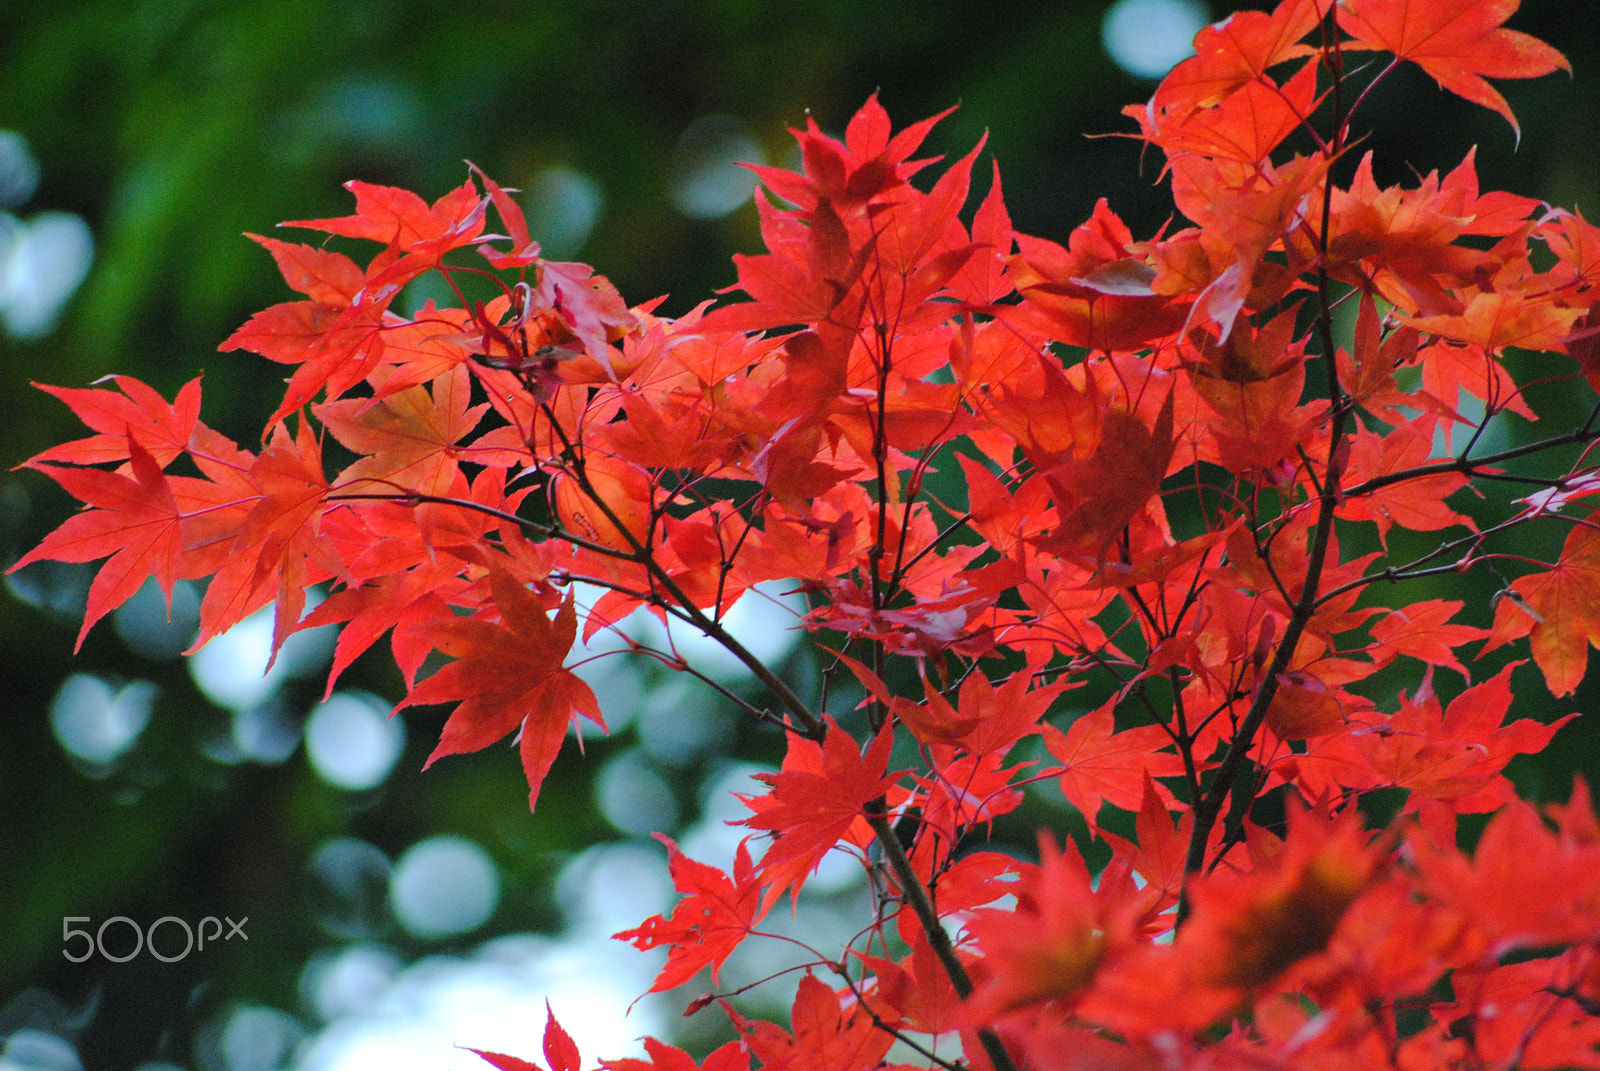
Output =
[
  {"x1": 669, "y1": 115, "x2": 765, "y2": 219},
  {"x1": 389, "y1": 836, "x2": 499, "y2": 940},
  {"x1": 525, "y1": 168, "x2": 604, "y2": 258},
  {"x1": 305, "y1": 691, "x2": 405, "y2": 791},
  {"x1": 595, "y1": 749, "x2": 679, "y2": 837},
  {"x1": 308, "y1": 838, "x2": 393, "y2": 942},
  {"x1": 1102, "y1": 0, "x2": 1207, "y2": 80},
  {"x1": 49, "y1": 674, "x2": 156, "y2": 771}
]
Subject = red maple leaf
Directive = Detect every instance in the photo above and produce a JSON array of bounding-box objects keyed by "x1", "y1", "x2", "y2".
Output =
[
  {"x1": 1483, "y1": 513, "x2": 1600, "y2": 697},
  {"x1": 1100, "y1": 777, "x2": 1193, "y2": 922},
  {"x1": 739, "y1": 719, "x2": 897, "y2": 908},
  {"x1": 1337, "y1": 0, "x2": 1570, "y2": 140},
  {"x1": 957, "y1": 833, "x2": 1122, "y2": 1028},
  {"x1": 192, "y1": 418, "x2": 331, "y2": 657},
  {"x1": 11, "y1": 434, "x2": 182, "y2": 650},
  {"x1": 612, "y1": 835, "x2": 767, "y2": 994},
  {"x1": 1040, "y1": 703, "x2": 1185, "y2": 833},
  {"x1": 1150, "y1": 0, "x2": 1321, "y2": 119},
  {"x1": 602, "y1": 1040, "x2": 748, "y2": 1071},
  {"x1": 470, "y1": 1002, "x2": 581, "y2": 1071},
  {"x1": 397, "y1": 572, "x2": 603, "y2": 811},
  {"x1": 731, "y1": 974, "x2": 892, "y2": 1071},
  {"x1": 26, "y1": 375, "x2": 201, "y2": 469}
]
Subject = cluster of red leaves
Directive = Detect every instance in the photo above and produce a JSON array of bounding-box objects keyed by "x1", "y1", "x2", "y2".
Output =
[{"x1": 15, "y1": 0, "x2": 1600, "y2": 1068}]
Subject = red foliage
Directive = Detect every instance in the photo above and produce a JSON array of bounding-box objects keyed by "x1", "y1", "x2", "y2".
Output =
[{"x1": 16, "y1": 1, "x2": 1600, "y2": 1068}]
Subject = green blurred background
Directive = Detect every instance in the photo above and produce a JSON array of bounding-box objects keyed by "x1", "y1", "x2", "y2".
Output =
[{"x1": 3, "y1": 1, "x2": 1598, "y2": 1069}]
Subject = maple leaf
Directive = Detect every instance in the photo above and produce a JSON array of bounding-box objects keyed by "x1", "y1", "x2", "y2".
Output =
[
  {"x1": 220, "y1": 297, "x2": 388, "y2": 423},
  {"x1": 1149, "y1": 0, "x2": 1321, "y2": 119},
  {"x1": 552, "y1": 455, "x2": 654, "y2": 553},
  {"x1": 958, "y1": 833, "x2": 1108, "y2": 1028},
  {"x1": 1009, "y1": 200, "x2": 1190, "y2": 353},
  {"x1": 1175, "y1": 804, "x2": 1384, "y2": 992},
  {"x1": 1337, "y1": 0, "x2": 1570, "y2": 141},
  {"x1": 1484, "y1": 513, "x2": 1600, "y2": 697},
  {"x1": 996, "y1": 362, "x2": 1177, "y2": 565},
  {"x1": 1291, "y1": 662, "x2": 1574, "y2": 812},
  {"x1": 25, "y1": 375, "x2": 201, "y2": 469},
  {"x1": 947, "y1": 160, "x2": 1015, "y2": 307},
  {"x1": 739, "y1": 719, "x2": 897, "y2": 908},
  {"x1": 855, "y1": 930, "x2": 964, "y2": 1037},
  {"x1": 11, "y1": 434, "x2": 183, "y2": 650},
  {"x1": 397, "y1": 572, "x2": 603, "y2": 811},
  {"x1": 319, "y1": 363, "x2": 486, "y2": 500},
  {"x1": 1367, "y1": 598, "x2": 1485, "y2": 678},
  {"x1": 1321, "y1": 151, "x2": 1525, "y2": 317},
  {"x1": 1132, "y1": 58, "x2": 1322, "y2": 168},
  {"x1": 246, "y1": 234, "x2": 366, "y2": 304},
  {"x1": 1409, "y1": 792, "x2": 1600, "y2": 954},
  {"x1": 1444, "y1": 955, "x2": 1600, "y2": 1071},
  {"x1": 1100, "y1": 777, "x2": 1192, "y2": 923},
  {"x1": 603, "y1": 1040, "x2": 749, "y2": 1071},
  {"x1": 1039, "y1": 704, "x2": 1184, "y2": 834},
  {"x1": 192, "y1": 418, "x2": 332, "y2": 657},
  {"x1": 731, "y1": 974, "x2": 893, "y2": 1071},
  {"x1": 1339, "y1": 422, "x2": 1473, "y2": 543},
  {"x1": 285, "y1": 178, "x2": 488, "y2": 285},
  {"x1": 612, "y1": 836, "x2": 767, "y2": 994},
  {"x1": 1379, "y1": 663, "x2": 1575, "y2": 810},
  {"x1": 366, "y1": 307, "x2": 476, "y2": 397},
  {"x1": 299, "y1": 569, "x2": 460, "y2": 694},
  {"x1": 470, "y1": 1003, "x2": 581, "y2": 1071},
  {"x1": 1406, "y1": 291, "x2": 1583, "y2": 354}
]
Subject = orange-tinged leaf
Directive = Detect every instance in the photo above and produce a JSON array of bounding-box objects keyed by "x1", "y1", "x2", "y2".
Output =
[
  {"x1": 1368, "y1": 598, "x2": 1485, "y2": 678},
  {"x1": 285, "y1": 178, "x2": 486, "y2": 255},
  {"x1": 1337, "y1": 0, "x2": 1569, "y2": 140},
  {"x1": 1372, "y1": 663, "x2": 1572, "y2": 811},
  {"x1": 1406, "y1": 291, "x2": 1583, "y2": 353},
  {"x1": 319, "y1": 363, "x2": 486, "y2": 499},
  {"x1": 1485, "y1": 514, "x2": 1600, "y2": 697},
  {"x1": 553, "y1": 456, "x2": 653, "y2": 552},
  {"x1": 1131, "y1": 58, "x2": 1321, "y2": 167},
  {"x1": 1150, "y1": 0, "x2": 1321, "y2": 119},
  {"x1": 26, "y1": 376, "x2": 201, "y2": 469},
  {"x1": 246, "y1": 234, "x2": 364, "y2": 304},
  {"x1": 1340, "y1": 422, "x2": 1473, "y2": 542}
]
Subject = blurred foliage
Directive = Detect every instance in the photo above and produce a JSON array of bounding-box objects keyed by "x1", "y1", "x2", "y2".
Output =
[{"x1": 2, "y1": 0, "x2": 1598, "y2": 1068}]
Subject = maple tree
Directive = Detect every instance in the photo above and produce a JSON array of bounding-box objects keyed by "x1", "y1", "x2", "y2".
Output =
[{"x1": 14, "y1": 0, "x2": 1600, "y2": 1067}]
